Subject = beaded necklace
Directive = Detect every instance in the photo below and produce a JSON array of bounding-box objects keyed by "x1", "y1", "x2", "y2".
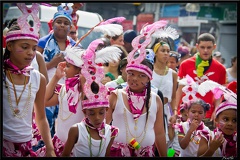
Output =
[
  {"x1": 6, "y1": 71, "x2": 31, "y2": 118},
  {"x1": 86, "y1": 125, "x2": 103, "y2": 157},
  {"x1": 8, "y1": 70, "x2": 27, "y2": 107},
  {"x1": 123, "y1": 108, "x2": 148, "y2": 149}
]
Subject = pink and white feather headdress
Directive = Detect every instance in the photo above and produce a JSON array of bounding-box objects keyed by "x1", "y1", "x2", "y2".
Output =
[
  {"x1": 178, "y1": 74, "x2": 200, "y2": 108},
  {"x1": 151, "y1": 25, "x2": 179, "y2": 40},
  {"x1": 93, "y1": 17, "x2": 126, "y2": 37},
  {"x1": 6, "y1": 3, "x2": 41, "y2": 43},
  {"x1": 126, "y1": 20, "x2": 168, "y2": 79},
  {"x1": 81, "y1": 39, "x2": 121, "y2": 110},
  {"x1": 64, "y1": 46, "x2": 85, "y2": 68},
  {"x1": 197, "y1": 80, "x2": 237, "y2": 117}
]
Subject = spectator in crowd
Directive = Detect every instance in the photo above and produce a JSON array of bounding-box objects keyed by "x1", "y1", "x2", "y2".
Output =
[
  {"x1": 226, "y1": 56, "x2": 237, "y2": 83},
  {"x1": 177, "y1": 45, "x2": 191, "y2": 67},
  {"x1": 167, "y1": 51, "x2": 180, "y2": 73},
  {"x1": 212, "y1": 51, "x2": 222, "y2": 63},
  {"x1": 68, "y1": 24, "x2": 78, "y2": 41},
  {"x1": 102, "y1": 45, "x2": 128, "y2": 85},
  {"x1": 123, "y1": 29, "x2": 137, "y2": 53}
]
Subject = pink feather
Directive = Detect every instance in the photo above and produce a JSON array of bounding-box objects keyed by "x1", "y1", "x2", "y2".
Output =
[
  {"x1": 100, "y1": 17, "x2": 126, "y2": 25},
  {"x1": 211, "y1": 87, "x2": 223, "y2": 99},
  {"x1": 143, "y1": 20, "x2": 168, "y2": 33}
]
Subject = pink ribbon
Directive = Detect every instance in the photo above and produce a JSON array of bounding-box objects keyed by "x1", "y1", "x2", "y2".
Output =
[
  {"x1": 65, "y1": 75, "x2": 80, "y2": 113},
  {"x1": 126, "y1": 86, "x2": 146, "y2": 120},
  {"x1": 4, "y1": 59, "x2": 33, "y2": 76}
]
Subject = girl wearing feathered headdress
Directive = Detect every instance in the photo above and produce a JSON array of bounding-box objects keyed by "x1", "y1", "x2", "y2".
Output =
[
  {"x1": 2, "y1": 3, "x2": 55, "y2": 157},
  {"x1": 61, "y1": 39, "x2": 121, "y2": 157},
  {"x1": 197, "y1": 80, "x2": 237, "y2": 157},
  {"x1": 105, "y1": 20, "x2": 168, "y2": 157}
]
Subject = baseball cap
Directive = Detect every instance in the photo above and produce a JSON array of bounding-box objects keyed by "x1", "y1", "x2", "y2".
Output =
[
  {"x1": 213, "y1": 51, "x2": 221, "y2": 57},
  {"x1": 123, "y1": 30, "x2": 137, "y2": 43}
]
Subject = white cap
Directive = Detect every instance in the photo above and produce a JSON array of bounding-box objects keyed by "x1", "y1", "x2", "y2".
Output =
[{"x1": 213, "y1": 51, "x2": 221, "y2": 57}]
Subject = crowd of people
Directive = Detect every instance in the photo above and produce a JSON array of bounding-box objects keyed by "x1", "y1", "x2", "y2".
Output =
[{"x1": 2, "y1": 3, "x2": 237, "y2": 158}]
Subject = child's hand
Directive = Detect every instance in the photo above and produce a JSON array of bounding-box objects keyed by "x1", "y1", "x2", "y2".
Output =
[
  {"x1": 209, "y1": 133, "x2": 225, "y2": 151},
  {"x1": 55, "y1": 61, "x2": 66, "y2": 79},
  {"x1": 189, "y1": 119, "x2": 199, "y2": 132}
]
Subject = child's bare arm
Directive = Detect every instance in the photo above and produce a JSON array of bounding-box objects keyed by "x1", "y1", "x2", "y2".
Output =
[{"x1": 61, "y1": 124, "x2": 79, "y2": 156}]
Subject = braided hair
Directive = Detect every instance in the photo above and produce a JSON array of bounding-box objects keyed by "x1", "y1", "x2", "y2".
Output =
[{"x1": 140, "y1": 58, "x2": 153, "y2": 124}]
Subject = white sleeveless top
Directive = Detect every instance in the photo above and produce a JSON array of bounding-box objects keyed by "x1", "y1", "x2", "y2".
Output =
[
  {"x1": 72, "y1": 122, "x2": 112, "y2": 157},
  {"x1": 56, "y1": 85, "x2": 85, "y2": 143},
  {"x1": 226, "y1": 69, "x2": 237, "y2": 83},
  {"x1": 3, "y1": 69, "x2": 40, "y2": 142},
  {"x1": 112, "y1": 89, "x2": 157, "y2": 147},
  {"x1": 151, "y1": 68, "x2": 173, "y2": 102},
  {"x1": 31, "y1": 56, "x2": 39, "y2": 71}
]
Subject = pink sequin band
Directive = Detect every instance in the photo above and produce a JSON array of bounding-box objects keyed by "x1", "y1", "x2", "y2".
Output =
[
  {"x1": 82, "y1": 101, "x2": 109, "y2": 110},
  {"x1": 215, "y1": 102, "x2": 237, "y2": 117},
  {"x1": 126, "y1": 64, "x2": 153, "y2": 79},
  {"x1": 6, "y1": 32, "x2": 39, "y2": 43},
  {"x1": 5, "y1": 3, "x2": 40, "y2": 43}
]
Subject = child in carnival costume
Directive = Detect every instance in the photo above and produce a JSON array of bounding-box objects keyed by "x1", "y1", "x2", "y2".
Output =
[{"x1": 62, "y1": 39, "x2": 121, "y2": 157}]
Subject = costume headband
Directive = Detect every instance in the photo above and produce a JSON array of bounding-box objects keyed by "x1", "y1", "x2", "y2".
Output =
[
  {"x1": 64, "y1": 46, "x2": 85, "y2": 68},
  {"x1": 81, "y1": 39, "x2": 121, "y2": 110},
  {"x1": 6, "y1": 3, "x2": 41, "y2": 43},
  {"x1": 126, "y1": 20, "x2": 168, "y2": 79},
  {"x1": 215, "y1": 102, "x2": 237, "y2": 117},
  {"x1": 53, "y1": 4, "x2": 73, "y2": 23},
  {"x1": 153, "y1": 41, "x2": 170, "y2": 54}
]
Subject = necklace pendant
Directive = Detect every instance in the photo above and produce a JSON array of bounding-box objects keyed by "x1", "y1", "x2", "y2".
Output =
[
  {"x1": 14, "y1": 108, "x2": 20, "y2": 115},
  {"x1": 134, "y1": 125, "x2": 137, "y2": 130}
]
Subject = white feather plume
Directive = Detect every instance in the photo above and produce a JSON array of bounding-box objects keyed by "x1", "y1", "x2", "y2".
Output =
[
  {"x1": 95, "y1": 46, "x2": 121, "y2": 64},
  {"x1": 152, "y1": 26, "x2": 179, "y2": 40},
  {"x1": 64, "y1": 46, "x2": 85, "y2": 67},
  {"x1": 93, "y1": 24, "x2": 123, "y2": 37},
  {"x1": 178, "y1": 78, "x2": 187, "y2": 86},
  {"x1": 198, "y1": 80, "x2": 221, "y2": 96}
]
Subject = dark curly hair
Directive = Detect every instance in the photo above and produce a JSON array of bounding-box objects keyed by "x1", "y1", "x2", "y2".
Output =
[{"x1": 188, "y1": 99, "x2": 210, "y2": 113}]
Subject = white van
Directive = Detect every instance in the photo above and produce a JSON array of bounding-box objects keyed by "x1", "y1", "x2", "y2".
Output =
[{"x1": 4, "y1": 4, "x2": 103, "y2": 48}]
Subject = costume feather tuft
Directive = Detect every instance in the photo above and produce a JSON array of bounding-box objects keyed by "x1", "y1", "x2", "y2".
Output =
[
  {"x1": 95, "y1": 46, "x2": 121, "y2": 64},
  {"x1": 198, "y1": 80, "x2": 221, "y2": 96},
  {"x1": 140, "y1": 20, "x2": 168, "y2": 34},
  {"x1": 93, "y1": 24, "x2": 123, "y2": 36},
  {"x1": 152, "y1": 26, "x2": 179, "y2": 40}
]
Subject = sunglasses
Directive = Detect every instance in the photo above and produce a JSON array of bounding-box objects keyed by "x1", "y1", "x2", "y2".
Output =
[{"x1": 70, "y1": 31, "x2": 76, "y2": 35}]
